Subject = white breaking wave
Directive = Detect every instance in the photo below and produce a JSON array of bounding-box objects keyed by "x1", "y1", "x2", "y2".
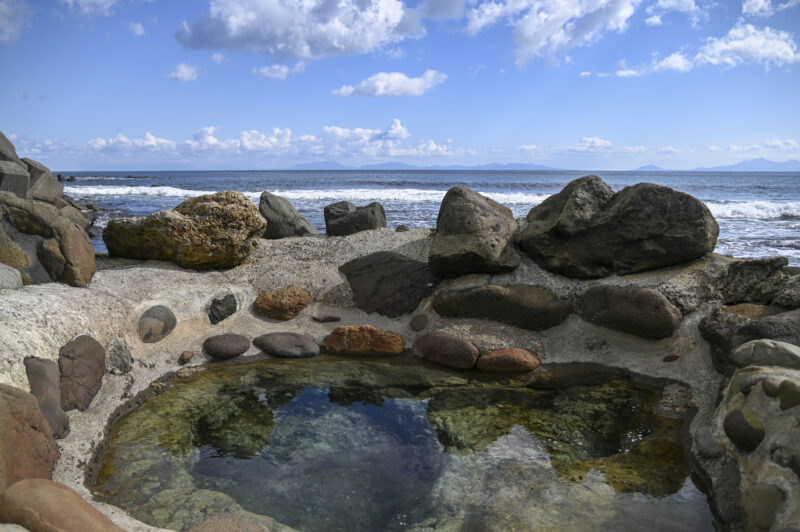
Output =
[
  {"x1": 707, "y1": 201, "x2": 800, "y2": 220},
  {"x1": 64, "y1": 185, "x2": 217, "y2": 197}
]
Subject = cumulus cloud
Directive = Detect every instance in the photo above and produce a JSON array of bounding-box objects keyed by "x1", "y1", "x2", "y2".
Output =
[
  {"x1": 332, "y1": 70, "x2": 447, "y2": 97},
  {"x1": 742, "y1": 0, "x2": 800, "y2": 16},
  {"x1": 0, "y1": 0, "x2": 31, "y2": 44},
  {"x1": 517, "y1": 137, "x2": 646, "y2": 156},
  {"x1": 167, "y1": 63, "x2": 200, "y2": 82},
  {"x1": 62, "y1": 0, "x2": 118, "y2": 16},
  {"x1": 465, "y1": 0, "x2": 640, "y2": 67},
  {"x1": 646, "y1": 0, "x2": 704, "y2": 26},
  {"x1": 211, "y1": 53, "x2": 226, "y2": 64},
  {"x1": 252, "y1": 62, "x2": 306, "y2": 80},
  {"x1": 645, "y1": 14, "x2": 663, "y2": 25},
  {"x1": 176, "y1": 0, "x2": 423, "y2": 61},
  {"x1": 696, "y1": 23, "x2": 800, "y2": 68},
  {"x1": 129, "y1": 21, "x2": 145, "y2": 36},
  {"x1": 652, "y1": 51, "x2": 693, "y2": 72}
]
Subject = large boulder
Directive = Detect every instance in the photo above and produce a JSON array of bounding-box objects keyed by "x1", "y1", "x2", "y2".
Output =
[
  {"x1": 0, "y1": 191, "x2": 95, "y2": 287},
  {"x1": 259, "y1": 191, "x2": 318, "y2": 239},
  {"x1": 429, "y1": 187, "x2": 520, "y2": 277},
  {"x1": 0, "y1": 161, "x2": 29, "y2": 199},
  {"x1": 731, "y1": 340, "x2": 800, "y2": 370},
  {"x1": 433, "y1": 284, "x2": 572, "y2": 331},
  {"x1": 22, "y1": 158, "x2": 63, "y2": 203},
  {"x1": 576, "y1": 285, "x2": 683, "y2": 339},
  {"x1": 730, "y1": 308, "x2": 800, "y2": 351},
  {"x1": 521, "y1": 176, "x2": 719, "y2": 278},
  {"x1": 0, "y1": 384, "x2": 59, "y2": 491},
  {"x1": 59, "y1": 335, "x2": 106, "y2": 412},
  {"x1": 103, "y1": 191, "x2": 265, "y2": 269},
  {"x1": 323, "y1": 201, "x2": 386, "y2": 236},
  {"x1": 0, "y1": 131, "x2": 24, "y2": 166},
  {"x1": 339, "y1": 251, "x2": 437, "y2": 317}
]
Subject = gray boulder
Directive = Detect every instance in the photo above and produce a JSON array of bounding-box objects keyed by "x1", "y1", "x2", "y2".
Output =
[
  {"x1": 433, "y1": 284, "x2": 571, "y2": 331},
  {"x1": 429, "y1": 187, "x2": 520, "y2": 277},
  {"x1": 22, "y1": 158, "x2": 63, "y2": 203},
  {"x1": 521, "y1": 176, "x2": 719, "y2": 278},
  {"x1": 0, "y1": 161, "x2": 30, "y2": 199},
  {"x1": 259, "y1": 191, "x2": 318, "y2": 239},
  {"x1": 138, "y1": 305, "x2": 177, "y2": 343},
  {"x1": 324, "y1": 201, "x2": 386, "y2": 236},
  {"x1": 0, "y1": 263, "x2": 22, "y2": 289},
  {"x1": 732, "y1": 340, "x2": 800, "y2": 370},
  {"x1": 576, "y1": 285, "x2": 683, "y2": 339},
  {"x1": 731, "y1": 308, "x2": 800, "y2": 350}
]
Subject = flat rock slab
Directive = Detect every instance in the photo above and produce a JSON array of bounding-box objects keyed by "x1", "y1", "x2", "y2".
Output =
[
  {"x1": 253, "y1": 332, "x2": 320, "y2": 358},
  {"x1": 58, "y1": 335, "x2": 105, "y2": 412},
  {"x1": 253, "y1": 286, "x2": 311, "y2": 321},
  {"x1": 576, "y1": 285, "x2": 683, "y2": 340},
  {"x1": 413, "y1": 331, "x2": 479, "y2": 369},
  {"x1": 324, "y1": 325, "x2": 405, "y2": 355},
  {"x1": 203, "y1": 334, "x2": 251, "y2": 360},
  {"x1": 138, "y1": 305, "x2": 177, "y2": 343},
  {"x1": 477, "y1": 348, "x2": 541, "y2": 372},
  {"x1": 23, "y1": 358, "x2": 69, "y2": 438}
]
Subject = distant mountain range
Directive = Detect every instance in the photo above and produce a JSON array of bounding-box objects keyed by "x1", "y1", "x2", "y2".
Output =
[{"x1": 636, "y1": 159, "x2": 800, "y2": 172}]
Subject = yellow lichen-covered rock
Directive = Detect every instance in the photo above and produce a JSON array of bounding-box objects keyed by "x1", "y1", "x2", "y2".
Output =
[{"x1": 103, "y1": 191, "x2": 266, "y2": 269}]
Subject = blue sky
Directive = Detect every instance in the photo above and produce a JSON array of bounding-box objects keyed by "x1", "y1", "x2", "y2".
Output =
[{"x1": 1, "y1": 0, "x2": 799, "y2": 170}]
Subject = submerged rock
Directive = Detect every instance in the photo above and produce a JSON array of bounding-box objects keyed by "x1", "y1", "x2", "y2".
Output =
[
  {"x1": 324, "y1": 325, "x2": 405, "y2": 355},
  {"x1": 259, "y1": 191, "x2": 318, "y2": 239},
  {"x1": 477, "y1": 348, "x2": 541, "y2": 372},
  {"x1": 576, "y1": 286, "x2": 683, "y2": 339},
  {"x1": 324, "y1": 201, "x2": 386, "y2": 236},
  {"x1": 429, "y1": 186, "x2": 520, "y2": 277},
  {"x1": 103, "y1": 191, "x2": 265, "y2": 269},
  {"x1": 521, "y1": 175, "x2": 719, "y2": 278},
  {"x1": 253, "y1": 286, "x2": 311, "y2": 320}
]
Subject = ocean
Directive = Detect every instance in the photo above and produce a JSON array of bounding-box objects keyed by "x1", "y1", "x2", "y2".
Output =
[{"x1": 62, "y1": 170, "x2": 800, "y2": 265}]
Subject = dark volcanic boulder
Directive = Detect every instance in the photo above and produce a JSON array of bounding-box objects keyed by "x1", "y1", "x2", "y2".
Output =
[
  {"x1": 576, "y1": 285, "x2": 683, "y2": 339},
  {"x1": 433, "y1": 284, "x2": 572, "y2": 331},
  {"x1": 0, "y1": 384, "x2": 59, "y2": 491},
  {"x1": 103, "y1": 191, "x2": 265, "y2": 269},
  {"x1": 730, "y1": 308, "x2": 800, "y2": 350},
  {"x1": 23, "y1": 358, "x2": 69, "y2": 438},
  {"x1": 413, "y1": 331, "x2": 479, "y2": 369},
  {"x1": 203, "y1": 333, "x2": 251, "y2": 360},
  {"x1": 58, "y1": 335, "x2": 106, "y2": 412},
  {"x1": 208, "y1": 294, "x2": 237, "y2": 325},
  {"x1": 324, "y1": 201, "x2": 386, "y2": 236},
  {"x1": 339, "y1": 251, "x2": 437, "y2": 317},
  {"x1": 429, "y1": 187, "x2": 520, "y2": 277},
  {"x1": 521, "y1": 176, "x2": 719, "y2": 278},
  {"x1": 253, "y1": 332, "x2": 320, "y2": 358},
  {"x1": 259, "y1": 191, "x2": 319, "y2": 238}
]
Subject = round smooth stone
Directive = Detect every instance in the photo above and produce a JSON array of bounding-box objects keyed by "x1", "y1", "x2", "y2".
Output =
[
  {"x1": 203, "y1": 334, "x2": 250, "y2": 360},
  {"x1": 253, "y1": 332, "x2": 320, "y2": 358}
]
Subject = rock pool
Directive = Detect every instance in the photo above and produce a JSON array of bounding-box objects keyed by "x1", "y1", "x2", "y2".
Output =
[{"x1": 89, "y1": 356, "x2": 714, "y2": 531}]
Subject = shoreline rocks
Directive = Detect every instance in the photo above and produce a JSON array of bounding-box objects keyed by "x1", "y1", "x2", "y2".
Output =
[
  {"x1": 259, "y1": 191, "x2": 319, "y2": 239},
  {"x1": 324, "y1": 201, "x2": 386, "y2": 236}
]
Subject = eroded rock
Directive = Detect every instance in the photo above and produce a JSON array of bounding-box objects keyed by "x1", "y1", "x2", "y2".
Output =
[
  {"x1": 324, "y1": 201, "x2": 386, "y2": 236},
  {"x1": 324, "y1": 325, "x2": 405, "y2": 355},
  {"x1": 723, "y1": 406, "x2": 765, "y2": 452},
  {"x1": 576, "y1": 285, "x2": 683, "y2": 339},
  {"x1": 208, "y1": 294, "x2": 237, "y2": 325},
  {"x1": 253, "y1": 286, "x2": 311, "y2": 320},
  {"x1": 732, "y1": 340, "x2": 800, "y2": 370}
]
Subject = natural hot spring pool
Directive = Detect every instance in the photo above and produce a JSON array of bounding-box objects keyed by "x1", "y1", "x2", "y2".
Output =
[{"x1": 89, "y1": 356, "x2": 714, "y2": 531}]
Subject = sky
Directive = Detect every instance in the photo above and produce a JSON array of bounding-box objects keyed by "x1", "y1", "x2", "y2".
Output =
[{"x1": 0, "y1": 0, "x2": 799, "y2": 170}]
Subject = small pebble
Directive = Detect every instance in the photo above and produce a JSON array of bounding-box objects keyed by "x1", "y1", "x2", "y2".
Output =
[
  {"x1": 312, "y1": 313, "x2": 341, "y2": 323},
  {"x1": 410, "y1": 314, "x2": 429, "y2": 332},
  {"x1": 178, "y1": 351, "x2": 195, "y2": 365}
]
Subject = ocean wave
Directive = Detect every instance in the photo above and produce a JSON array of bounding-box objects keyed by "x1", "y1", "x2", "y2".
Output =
[
  {"x1": 64, "y1": 185, "x2": 217, "y2": 197},
  {"x1": 707, "y1": 201, "x2": 800, "y2": 220}
]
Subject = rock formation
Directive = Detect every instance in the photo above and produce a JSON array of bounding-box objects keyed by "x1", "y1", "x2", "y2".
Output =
[
  {"x1": 259, "y1": 191, "x2": 318, "y2": 238},
  {"x1": 323, "y1": 201, "x2": 386, "y2": 236}
]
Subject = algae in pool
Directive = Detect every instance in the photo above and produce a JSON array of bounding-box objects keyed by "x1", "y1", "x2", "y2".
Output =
[{"x1": 90, "y1": 356, "x2": 714, "y2": 532}]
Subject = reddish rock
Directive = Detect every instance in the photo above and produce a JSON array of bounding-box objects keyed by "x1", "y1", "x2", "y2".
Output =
[
  {"x1": 23, "y1": 358, "x2": 69, "y2": 438},
  {"x1": 324, "y1": 325, "x2": 405, "y2": 355},
  {"x1": 188, "y1": 514, "x2": 270, "y2": 532},
  {"x1": 179, "y1": 351, "x2": 195, "y2": 365},
  {"x1": 477, "y1": 348, "x2": 541, "y2": 372},
  {"x1": 253, "y1": 286, "x2": 311, "y2": 320},
  {"x1": 413, "y1": 331, "x2": 479, "y2": 369},
  {"x1": 0, "y1": 479, "x2": 125, "y2": 531},
  {"x1": 59, "y1": 335, "x2": 105, "y2": 411},
  {"x1": 663, "y1": 354, "x2": 681, "y2": 363},
  {"x1": 0, "y1": 384, "x2": 59, "y2": 491}
]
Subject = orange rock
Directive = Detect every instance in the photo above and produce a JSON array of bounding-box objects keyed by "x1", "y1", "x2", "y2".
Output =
[
  {"x1": 477, "y1": 348, "x2": 541, "y2": 372},
  {"x1": 188, "y1": 514, "x2": 270, "y2": 532},
  {"x1": 179, "y1": 351, "x2": 195, "y2": 365},
  {"x1": 253, "y1": 286, "x2": 312, "y2": 320},
  {"x1": 324, "y1": 325, "x2": 405, "y2": 355}
]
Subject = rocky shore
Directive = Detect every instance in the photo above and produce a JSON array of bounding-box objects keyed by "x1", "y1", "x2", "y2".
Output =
[{"x1": 2, "y1": 131, "x2": 800, "y2": 531}]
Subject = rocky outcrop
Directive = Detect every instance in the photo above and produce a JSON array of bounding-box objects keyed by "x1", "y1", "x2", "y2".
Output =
[
  {"x1": 103, "y1": 191, "x2": 266, "y2": 269},
  {"x1": 23, "y1": 358, "x2": 69, "y2": 438},
  {"x1": 433, "y1": 284, "x2": 572, "y2": 331},
  {"x1": 339, "y1": 251, "x2": 437, "y2": 317},
  {"x1": 253, "y1": 286, "x2": 311, "y2": 320},
  {"x1": 476, "y1": 348, "x2": 541, "y2": 372},
  {"x1": 0, "y1": 384, "x2": 59, "y2": 491},
  {"x1": 324, "y1": 201, "x2": 386, "y2": 236},
  {"x1": 0, "y1": 479, "x2": 125, "y2": 532},
  {"x1": 413, "y1": 331, "x2": 479, "y2": 369},
  {"x1": 521, "y1": 175, "x2": 719, "y2": 278},
  {"x1": 0, "y1": 161, "x2": 29, "y2": 199},
  {"x1": 23, "y1": 158, "x2": 63, "y2": 203},
  {"x1": 138, "y1": 305, "x2": 177, "y2": 343},
  {"x1": 259, "y1": 191, "x2": 318, "y2": 239},
  {"x1": 576, "y1": 286, "x2": 683, "y2": 339},
  {"x1": 428, "y1": 187, "x2": 520, "y2": 277},
  {"x1": 324, "y1": 325, "x2": 405, "y2": 355},
  {"x1": 0, "y1": 191, "x2": 95, "y2": 287},
  {"x1": 203, "y1": 334, "x2": 250, "y2": 360},
  {"x1": 253, "y1": 332, "x2": 320, "y2": 358},
  {"x1": 59, "y1": 335, "x2": 105, "y2": 412}
]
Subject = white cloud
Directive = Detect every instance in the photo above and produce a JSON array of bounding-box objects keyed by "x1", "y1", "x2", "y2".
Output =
[
  {"x1": 708, "y1": 145, "x2": 723, "y2": 152},
  {"x1": 764, "y1": 138, "x2": 800, "y2": 150},
  {"x1": 645, "y1": 14, "x2": 662, "y2": 25},
  {"x1": 332, "y1": 69, "x2": 447, "y2": 97},
  {"x1": 252, "y1": 62, "x2": 306, "y2": 80},
  {"x1": 742, "y1": 0, "x2": 800, "y2": 16},
  {"x1": 211, "y1": 53, "x2": 226, "y2": 64},
  {"x1": 176, "y1": 0, "x2": 423, "y2": 61},
  {"x1": 652, "y1": 51, "x2": 693, "y2": 72},
  {"x1": 0, "y1": 0, "x2": 31, "y2": 43},
  {"x1": 579, "y1": 71, "x2": 592, "y2": 76},
  {"x1": 515, "y1": 137, "x2": 646, "y2": 158},
  {"x1": 129, "y1": 21, "x2": 145, "y2": 36},
  {"x1": 62, "y1": 0, "x2": 118, "y2": 16},
  {"x1": 658, "y1": 146, "x2": 679, "y2": 153},
  {"x1": 696, "y1": 23, "x2": 800, "y2": 68},
  {"x1": 465, "y1": 0, "x2": 640, "y2": 67},
  {"x1": 167, "y1": 63, "x2": 200, "y2": 82},
  {"x1": 646, "y1": 0, "x2": 704, "y2": 26}
]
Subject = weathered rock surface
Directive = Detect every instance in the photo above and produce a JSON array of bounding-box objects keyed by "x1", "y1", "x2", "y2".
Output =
[
  {"x1": 413, "y1": 331, "x2": 479, "y2": 369},
  {"x1": 324, "y1": 201, "x2": 386, "y2": 236},
  {"x1": 253, "y1": 286, "x2": 311, "y2": 320},
  {"x1": 203, "y1": 334, "x2": 250, "y2": 360},
  {"x1": 0, "y1": 131, "x2": 24, "y2": 166},
  {"x1": 576, "y1": 285, "x2": 683, "y2": 339},
  {"x1": 0, "y1": 191, "x2": 95, "y2": 287},
  {"x1": 730, "y1": 308, "x2": 800, "y2": 350},
  {"x1": 259, "y1": 191, "x2": 318, "y2": 239},
  {"x1": 732, "y1": 339, "x2": 800, "y2": 370},
  {"x1": 429, "y1": 187, "x2": 520, "y2": 277},
  {"x1": 103, "y1": 191, "x2": 265, "y2": 269},
  {"x1": 22, "y1": 158, "x2": 62, "y2": 203},
  {"x1": 0, "y1": 161, "x2": 29, "y2": 199},
  {"x1": 23, "y1": 358, "x2": 69, "y2": 438},
  {"x1": 0, "y1": 263, "x2": 22, "y2": 289},
  {"x1": 253, "y1": 332, "x2": 320, "y2": 358},
  {"x1": 58, "y1": 335, "x2": 105, "y2": 412},
  {"x1": 521, "y1": 175, "x2": 719, "y2": 278},
  {"x1": 0, "y1": 384, "x2": 59, "y2": 491},
  {"x1": 0, "y1": 479, "x2": 125, "y2": 532},
  {"x1": 324, "y1": 325, "x2": 405, "y2": 355},
  {"x1": 477, "y1": 348, "x2": 541, "y2": 372},
  {"x1": 107, "y1": 337, "x2": 133, "y2": 375},
  {"x1": 208, "y1": 294, "x2": 237, "y2": 325},
  {"x1": 138, "y1": 305, "x2": 177, "y2": 343},
  {"x1": 433, "y1": 284, "x2": 572, "y2": 331},
  {"x1": 339, "y1": 251, "x2": 437, "y2": 317}
]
